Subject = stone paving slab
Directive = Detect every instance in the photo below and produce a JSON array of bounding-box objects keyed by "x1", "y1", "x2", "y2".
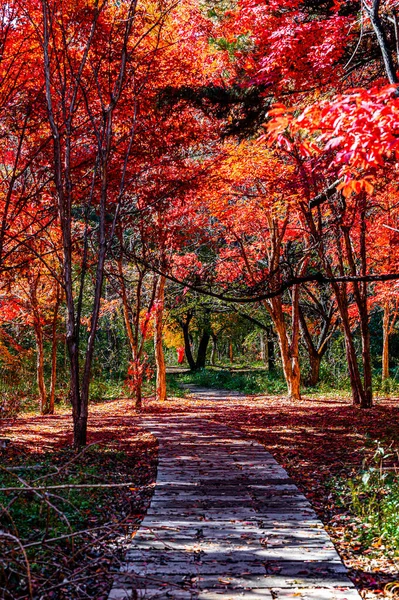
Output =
[{"x1": 108, "y1": 399, "x2": 361, "y2": 600}]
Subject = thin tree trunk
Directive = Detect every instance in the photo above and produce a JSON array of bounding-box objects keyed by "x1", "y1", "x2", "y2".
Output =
[
  {"x1": 341, "y1": 208, "x2": 372, "y2": 408},
  {"x1": 30, "y1": 278, "x2": 48, "y2": 415},
  {"x1": 229, "y1": 341, "x2": 233, "y2": 363},
  {"x1": 290, "y1": 284, "x2": 301, "y2": 400},
  {"x1": 365, "y1": 0, "x2": 398, "y2": 84},
  {"x1": 274, "y1": 324, "x2": 301, "y2": 400},
  {"x1": 267, "y1": 334, "x2": 275, "y2": 372},
  {"x1": 181, "y1": 313, "x2": 196, "y2": 370},
  {"x1": 260, "y1": 333, "x2": 269, "y2": 368},
  {"x1": 382, "y1": 302, "x2": 390, "y2": 382},
  {"x1": 34, "y1": 322, "x2": 47, "y2": 415},
  {"x1": 135, "y1": 380, "x2": 142, "y2": 410},
  {"x1": 211, "y1": 333, "x2": 217, "y2": 366},
  {"x1": 336, "y1": 291, "x2": 363, "y2": 406},
  {"x1": 154, "y1": 276, "x2": 166, "y2": 402},
  {"x1": 118, "y1": 256, "x2": 136, "y2": 358},
  {"x1": 49, "y1": 286, "x2": 61, "y2": 415},
  {"x1": 358, "y1": 290, "x2": 373, "y2": 408}
]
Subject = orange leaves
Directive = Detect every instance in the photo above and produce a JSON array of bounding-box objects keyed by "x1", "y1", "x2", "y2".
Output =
[
  {"x1": 337, "y1": 178, "x2": 375, "y2": 198},
  {"x1": 265, "y1": 104, "x2": 294, "y2": 145}
]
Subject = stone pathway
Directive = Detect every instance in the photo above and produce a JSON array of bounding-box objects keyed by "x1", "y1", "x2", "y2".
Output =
[{"x1": 109, "y1": 392, "x2": 361, "y2": 600}]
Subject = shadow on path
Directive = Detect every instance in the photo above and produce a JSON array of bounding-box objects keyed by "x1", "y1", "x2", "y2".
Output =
[{"x1": 109, "y1": 390, "x2": 361, "y2": 600}]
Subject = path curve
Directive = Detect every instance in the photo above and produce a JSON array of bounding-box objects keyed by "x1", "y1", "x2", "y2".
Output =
[{"x1": 109, "y1": 392, "x2": 361, "y2": 600}]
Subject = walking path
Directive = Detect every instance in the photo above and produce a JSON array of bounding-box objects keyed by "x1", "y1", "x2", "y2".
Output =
[{"x1": 109, "y1": 389, "x2": 361, "y2": 600}]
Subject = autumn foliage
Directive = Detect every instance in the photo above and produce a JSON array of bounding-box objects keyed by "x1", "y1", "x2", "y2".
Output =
[{"x1": 0, "y1": 0, "x2": 398, "y2": 447}]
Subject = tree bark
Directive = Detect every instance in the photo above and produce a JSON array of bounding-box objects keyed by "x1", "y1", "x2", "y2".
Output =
[
  {"x1": 298, "y1": 301, "x2": 335, "y2": 387},
  {"x1": 118, "y1": 256, "x2": 136, "y2": 358},
  {"x1": 332, "y1": 283, "x2": 364, "y2": 406},
  {"x1": 181, "y1": 313, "x2": 196, "y2": 370},
  {"x1": 30, "y1": 278, "x2": 48, "y2": 415},
  {"x1": 196, "y1": 330, "x2": 211, "y2": 369},
  {"x1": 154, "y1": 276, "x2": 167, "y2": 402},
  {"x1": 273, "y1": 317, "x2": 301, "y2": 400},
  {"x1": 211, "y1": 333, "x2": 217, "y2": 366},
  {"x1": 267, "y1": 331, "x2": 275, "y2": 372},
  {"x1": 260, "y1": 333, "x2": 269, "y2": 368},
  {"x1": 357, "y1": 285, "x2": 373, "y2": 408},
  {"x1": 49, "y1": 285, "x2": 61, "y2": 415},
  {"x1": 267, "y1": 291, "x2": 301, "y2": 401},
  {"x1": 290, "y1": 284, "x2": 301, "y2": 400},
  {"x1": 365, "y1": 0, "x2": 398, "y2": 84},
  {"x1": 73, "y1": 414, "x2": 88, "y2": 449},
  {"x1": 135, "y1": 381, "x2": 142, "y2": 410},
  {"x1": 34, "y1": 322, "x2": 47, "y2": 415},
  {"x1": 308, "y1": 352, "x2": 322, "y2": 387},
  {"x1": 382, "y1": 302, "x2": 390, "y2": 382}
]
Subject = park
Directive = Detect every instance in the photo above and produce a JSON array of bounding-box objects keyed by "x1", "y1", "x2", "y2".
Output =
[{"x1": 1, "y1": 0, "x2": 399, "y2": 598}]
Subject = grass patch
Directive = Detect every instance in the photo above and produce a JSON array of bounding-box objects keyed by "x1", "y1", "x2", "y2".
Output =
[{"x1": 172, "y1": 367, "x2": 287, "y2": 395}]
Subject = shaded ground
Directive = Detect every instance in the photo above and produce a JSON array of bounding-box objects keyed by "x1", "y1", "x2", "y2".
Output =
[{"x1": 0, "y1": 399, "x2": 158, "y2": 599}]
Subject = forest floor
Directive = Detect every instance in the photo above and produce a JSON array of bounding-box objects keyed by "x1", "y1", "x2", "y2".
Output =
[
  {"x1": 0, "y1": 399, "x2": 158, "y2": 599},
  {"x1": 2, "y1": 389, "x2": 399, "y2": 599}
]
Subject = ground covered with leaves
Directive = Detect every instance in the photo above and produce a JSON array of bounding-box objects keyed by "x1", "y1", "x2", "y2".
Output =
[
  {"x1": 0, "y1": 400, "x2": 157, "y2": 600},
  {"x1": 3, "y1": 388, "x2": 399, "y2": 599},
  {"x1": 147, "y1": 387, "x2": 399, "y2": 599}
]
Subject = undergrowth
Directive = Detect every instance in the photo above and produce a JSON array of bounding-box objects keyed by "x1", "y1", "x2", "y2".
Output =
[
  {"x1": 333, "y1": 442, "x2": 399, "y2": 555},
  {"x1": 0, "y1": 439, "x2": 157, "y2": 599}
]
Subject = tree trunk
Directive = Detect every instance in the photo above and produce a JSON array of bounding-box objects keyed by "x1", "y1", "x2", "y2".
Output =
[
  {"x1": 49, "y1": 286, "x2": 61, "y2": 415},
  {"x1": 118, "y1": 257, "x2": 136, "y2": 358},
  {"x1": 211, "y1": 333, "x2": 217, "y2": 366},
  {"x1": 366, "y1": 1, "x2": 398, "y2": 84},
  {"x1": 260, "y1": 333, "x2": 269, "y2": 368},
  {"x1": 289, "y1": 359, "x2": 301, "y2": 400},
  {"x1": 290, "y1": 284, "x2": 301, "y2": 400},
  {"x1": 267, "y1": 336, "x2": 275, "y2": 371},
  {"x1": 49, "y1": 326, "x2": 57, "y2": 415},
  {"x1": 358, "y1": 205, "x2": 373, "y2": 408},
  {"x1": 359, "y1": 302, "x2": 373, "y2": 408},
  {"x1": 182, "y1": 315, "x2": 196, "y2": 370},
  {"x1": 308, "y1": 352, "x2": 321, "y2": 387},
  {"x1": 267, "y1": 293, "x2": 301, "y2": 401},
  {"x1": 382, "y1": 302, "x2": 390, "y2": 382},
  {"x1": 35, "y1": 322, "x2": 48, "y2": 415},
  {"x1": 154, "y1": 276, "x2": 166, "y2": 402},
  {"x1": 196, "y1": 330, "x2": 211, "y2": 369},
  {"x1": 135, "y1": 382, "x2": 142, "y2": 410},
  {"x1": 336, "y1": 293, "x2": 364, "y2": 407},
  {"x1": 67, "y1": 337, "x2": 83, "y2": 448},
  {"x1": 229, "y1": 341, "x2": 233, "y2": 363},
  {"x1": 274, "y1": 323, "x2": 301, "y2": 401},
  {"x1": 73, "y1": 413, "x2": 88, "y2": 448}
]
